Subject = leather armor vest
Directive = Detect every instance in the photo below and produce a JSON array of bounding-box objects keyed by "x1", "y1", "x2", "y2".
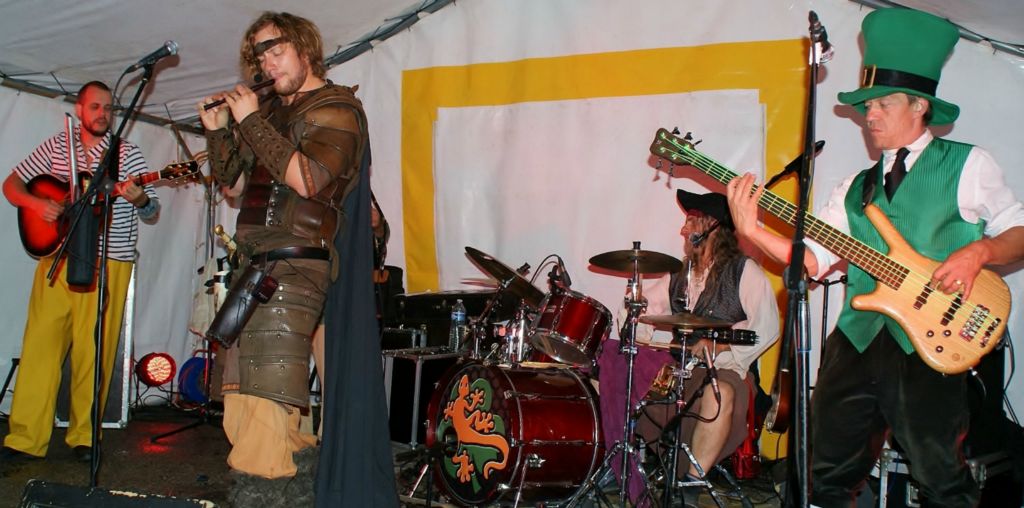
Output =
[{"x1": 235, "y1": 84, "x2": 367, "y2": 259}]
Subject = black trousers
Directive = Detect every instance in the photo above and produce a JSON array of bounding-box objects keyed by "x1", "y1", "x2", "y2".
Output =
[{"x1": 811, "y1": 328, "x2": 979, "y2": 508}]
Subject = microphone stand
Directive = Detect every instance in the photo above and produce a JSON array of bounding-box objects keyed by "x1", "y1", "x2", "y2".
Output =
[
  {"x1": 151, "y1": 166, "x2": 221, "y2": 444},
  {"x1": 808, "y1": 276, "x2": 846, "y2": 373},
  {"x1": 45, "y1": 62, "x2": 156, "y2": 488},
  {"x1": 781, "y1": 11, "x2": 831, "y2": 507}
]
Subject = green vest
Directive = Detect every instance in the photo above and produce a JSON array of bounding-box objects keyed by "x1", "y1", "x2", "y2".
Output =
[{"x1": 837, "y1": 137, "x2": 984, "y2": 353}]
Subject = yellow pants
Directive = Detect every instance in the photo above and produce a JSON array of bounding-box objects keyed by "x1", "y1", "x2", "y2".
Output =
[{"x1": 4, "y1": 257, "x2": 132, "y2": 456}]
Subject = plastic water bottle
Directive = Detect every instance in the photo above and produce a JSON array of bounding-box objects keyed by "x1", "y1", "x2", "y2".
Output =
[{"x1": 449, "y1": 299, "x2": 467, "y2": 351}]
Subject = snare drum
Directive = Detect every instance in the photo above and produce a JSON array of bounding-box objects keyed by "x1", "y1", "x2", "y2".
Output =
[
  {"x1": 425, "y1": 362, "x2": 603, "y2": 506},
  {"x1": 529, "y1": 291, "x2": 612, "y2": 366}
]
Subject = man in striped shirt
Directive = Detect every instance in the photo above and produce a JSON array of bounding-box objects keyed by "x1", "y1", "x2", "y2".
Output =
[{"x1": 0, "y1": 81, "x2": 160, "y2": 465}]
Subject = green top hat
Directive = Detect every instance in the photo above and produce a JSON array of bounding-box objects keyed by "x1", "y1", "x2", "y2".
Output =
[{"x1": 837, "y1": 8, "x2": 960, "y2": 125}]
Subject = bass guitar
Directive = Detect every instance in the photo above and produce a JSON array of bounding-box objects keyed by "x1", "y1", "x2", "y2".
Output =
[
  {"x1": 649, "y1": 128, "x2": 1010, "y2": 376},
  {"x1": 18, "y1": 160, "x2": 199, "y2": 258}
]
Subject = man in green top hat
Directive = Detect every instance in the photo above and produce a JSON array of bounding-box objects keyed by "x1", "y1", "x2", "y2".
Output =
[{"x1": 725, "y1": 7, "x2": 1024, "y2": 507}]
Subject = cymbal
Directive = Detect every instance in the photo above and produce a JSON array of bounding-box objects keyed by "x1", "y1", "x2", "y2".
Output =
[
  {"x1": 589, "y1": 248, "x2": 682, "y2": 274},
  {"x1": 465, "y1": 247, "x2": 545, "y2": 308},
  {"x1": 639, "y1": 312, "x2": 734, "y2": 329}
]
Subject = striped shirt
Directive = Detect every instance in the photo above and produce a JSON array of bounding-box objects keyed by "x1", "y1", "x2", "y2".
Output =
[{"x1": 11, "y1": 127, "x2": 156, "y2": 261}]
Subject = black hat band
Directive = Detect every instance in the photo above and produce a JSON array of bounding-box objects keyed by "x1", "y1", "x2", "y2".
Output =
[{"x1": 861, "y1": 65, "x2": 938, "y2": 96}]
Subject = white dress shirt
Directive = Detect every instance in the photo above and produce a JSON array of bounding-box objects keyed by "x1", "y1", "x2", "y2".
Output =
[{"x1": 805, "y1": 130, "x2": 1024, "y2": 276}]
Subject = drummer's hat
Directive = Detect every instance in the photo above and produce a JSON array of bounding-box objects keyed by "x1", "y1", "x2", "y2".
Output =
[{"x1": 676, "y1": 189, "x2": 732, "y2": 228}]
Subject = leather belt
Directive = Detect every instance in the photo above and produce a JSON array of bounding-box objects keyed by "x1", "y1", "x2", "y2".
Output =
[{"x1": 250, "y1": 246, "x2": 330, "y2": 264}]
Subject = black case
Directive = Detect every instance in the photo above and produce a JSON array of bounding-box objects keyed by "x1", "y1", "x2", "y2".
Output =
[
  {"x1": 382, "y1": 346, "x2": 461, "y2": 446},
  {"x1": 395, "y1": 289, "x2": 520, "y2": 347}
]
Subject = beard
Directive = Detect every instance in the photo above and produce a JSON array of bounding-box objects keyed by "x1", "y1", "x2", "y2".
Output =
[
  {"x1": 273, "y1": 60, "x2": 311, "y2": 97},
  {"x1": 83, "y1": 118, "x2": 109, "y2": 137}
]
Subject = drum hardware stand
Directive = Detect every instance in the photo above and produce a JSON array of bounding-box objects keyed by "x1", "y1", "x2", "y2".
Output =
[
  {"x1": 658, "y1": 341, "x2": 722, "y2": 508},
  {"x1": 509, "y1": 453, "x2": 535, "y2": 508},
  {"x1": 403, "y1": 440, "x2": 451, "y2": 507},
  {"x1": 568, "y1": 242, "x2": 657, "y2": 507},
  {"x1": 506, "y1": 301, "x2": 532, "y2": 364},
  {"x1": 467, "y1": 277, "x2": 512, "y2": 359}
]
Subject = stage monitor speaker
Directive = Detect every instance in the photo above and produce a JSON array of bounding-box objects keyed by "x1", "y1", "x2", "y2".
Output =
[
  {"x1": 54, "y1": 264, "x2": 137, "y2": 429},
  {"x1": 19, "y1": 480, "x2": 211, "y2": 507},
  {"x1": 382, "y1": 346, "x2": 460, "y2": 447}
]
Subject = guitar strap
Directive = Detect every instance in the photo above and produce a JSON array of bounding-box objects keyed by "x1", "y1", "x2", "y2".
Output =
[{"x1": 861, "y1": 160, "x2": 882, "y2": 209}]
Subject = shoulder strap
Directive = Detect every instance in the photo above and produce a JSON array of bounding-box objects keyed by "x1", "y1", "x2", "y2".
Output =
[{"x1": 861, "y1": 160, "x2": 881, "y2": 209}]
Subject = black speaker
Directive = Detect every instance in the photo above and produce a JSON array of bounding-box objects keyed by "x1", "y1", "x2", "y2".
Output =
[
  {"x1": 19, "y1": 480, "x2": 210, "y2": 507},
  {"x1": 54, "y1": 324, "x2": 130, "y2": 428},
  {"x1": 873, "y1": 344, "x2": 1024, "y2": 507},
  {"x1": 382, "y1": 347, "x2": 460, "y2": 446}
]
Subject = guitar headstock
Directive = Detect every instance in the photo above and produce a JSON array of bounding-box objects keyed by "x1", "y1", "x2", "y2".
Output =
[
  {"x1": 160, "y1": 160, "x2": 201, "y2": 184},
  {"x1": 649, "y1": 128, "x2": 701, "y2": 167}
]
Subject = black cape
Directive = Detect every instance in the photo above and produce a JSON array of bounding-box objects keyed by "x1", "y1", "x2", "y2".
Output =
[{"x1": 315, "y1": 146, "x2": 399, "y2": 507}]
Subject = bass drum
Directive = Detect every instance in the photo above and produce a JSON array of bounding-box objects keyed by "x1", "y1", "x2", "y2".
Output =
[{"x1": 425, "y1": 362, "x2": 603, "y2": 506}]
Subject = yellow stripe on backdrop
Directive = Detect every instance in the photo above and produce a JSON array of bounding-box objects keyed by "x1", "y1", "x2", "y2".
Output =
[{"x1": 401, "y1": 38, "x2": 808, "y2": 459}]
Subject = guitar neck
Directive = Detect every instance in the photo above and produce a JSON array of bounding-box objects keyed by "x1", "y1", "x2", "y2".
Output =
[
  {"x1": 126, "y1": 160, "x2": 199, "y2": 189},
  {"x1": 653, "y1": 130, "x2": 905, "y2": 288},
  {"x1": 129, "y1": 172, "x2": 160, "y2": 187}
]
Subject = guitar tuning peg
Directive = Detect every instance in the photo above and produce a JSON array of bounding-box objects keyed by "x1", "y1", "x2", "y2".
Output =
[
  {"x1": 693, "y1": 138, "x2": 703, "y2": 146},
  {"x1": 671, "y1": 127, "x2": 681, "y2": 135},
  {"x1": 683, "y1": 132, "x2": 693, "y2": 141}
]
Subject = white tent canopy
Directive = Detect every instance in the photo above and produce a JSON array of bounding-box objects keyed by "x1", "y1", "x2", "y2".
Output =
[
  {"x1": 0, "y1": 1, "x2": 1020, "y2": 126},
  {"x1": 0, "y1": 0, "x2": 449, "y2": 123}
]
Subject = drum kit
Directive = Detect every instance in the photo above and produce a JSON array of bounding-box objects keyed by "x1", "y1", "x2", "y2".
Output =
[{"x1": 418, "y1": 244, "x2": 755, "y2": 507}]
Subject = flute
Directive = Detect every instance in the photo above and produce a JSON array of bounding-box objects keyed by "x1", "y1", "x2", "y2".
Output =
[{"x1": 203, "y1": 78, "x2": 275, "y2": 111}]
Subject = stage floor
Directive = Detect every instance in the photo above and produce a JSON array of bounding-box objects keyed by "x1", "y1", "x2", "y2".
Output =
[{"x1": 0, "y1": 405, "x2": 782, "y2": 507}]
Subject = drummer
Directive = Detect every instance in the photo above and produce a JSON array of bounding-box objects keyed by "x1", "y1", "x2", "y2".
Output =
[{"x1": 597, "y1": 189, "x2": 780, "y2": 502}]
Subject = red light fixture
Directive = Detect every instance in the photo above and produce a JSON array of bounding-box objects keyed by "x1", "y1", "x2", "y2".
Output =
[{"x1": 136, "y1": 352, "x2": 176, "y2": 387}]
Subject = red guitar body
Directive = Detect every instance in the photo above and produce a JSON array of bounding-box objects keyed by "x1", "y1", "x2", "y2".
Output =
[{"x1": 18, "y1": 174, "x2": 78, "y2": 258}]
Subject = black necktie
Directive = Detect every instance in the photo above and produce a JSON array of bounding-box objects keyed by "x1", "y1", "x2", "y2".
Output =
[{"x1": 884, "y1": 147, "x2": 910, "y2": 200}]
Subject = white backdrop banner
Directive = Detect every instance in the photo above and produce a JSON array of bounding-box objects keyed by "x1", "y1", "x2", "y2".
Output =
[
  {"x1": 332, "y1": 0, "x2": 1024, "y2": 440},
  {"x1": 434, "y1": 90, "x2": 765, "y2": 327}
]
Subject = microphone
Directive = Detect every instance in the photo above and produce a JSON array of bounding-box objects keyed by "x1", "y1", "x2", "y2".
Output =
[
  {"x1": 547, "y1": 264, "x2": 562, "y2": 290},
  {"x1": 689, "y1": 222, "x2": 720, "y2": 246},
  {"x1": 703, "y1": 345, "x2": 721, "y2": 402},
  {"x1": 558, "y1": 257, "x2": 572, "y2": 288},
  {"x1": 809, "y1": 11, "x2": 834, "y2": 62},
  {"x1": 764, "y1": 140, "x2": 826, "y2": 188},
  {"x1": 126, "y1": 40, "x2": 178, "y2": 72}
]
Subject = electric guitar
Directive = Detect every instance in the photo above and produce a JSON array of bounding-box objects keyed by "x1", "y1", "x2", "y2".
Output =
[
  {"x1": 649, "y1": 128, "x2": 1010, "y2": 375},
  {"x1": 18, "y1": 160, "x2": 200, "y2": 258}
]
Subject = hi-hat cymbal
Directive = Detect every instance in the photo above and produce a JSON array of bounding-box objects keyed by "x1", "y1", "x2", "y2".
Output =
[
  {"x1": 465, "y1": 247, "x2": 545, "y2": 308},
  {"x1": 589, "y1": 248, "x2": 682, "y2": 274},
  {"x1": 639, "y1": 312, "x2": 734, "y2": 329}
]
